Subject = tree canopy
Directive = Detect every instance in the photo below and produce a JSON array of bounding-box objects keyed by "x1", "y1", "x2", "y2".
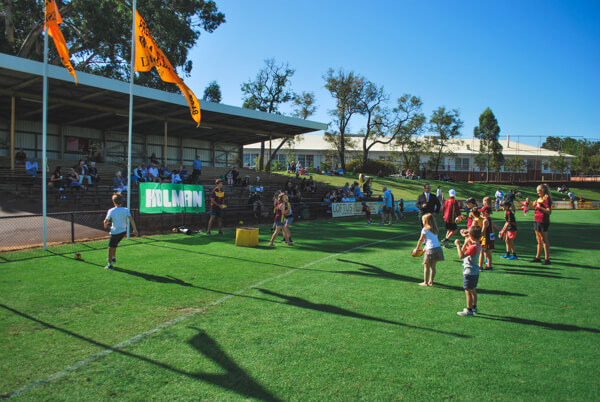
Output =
[
  {"x1": 0, "y1": 0, "x2": 225, "y2": 91},
  {"x1": 427, "y1": 107, "x2": 463, "y2": 175},
  {"x1": 202, "y1": 80, "x2": 222, "y2": 103},
  {"x1": 473, "y1": 107, "x2": 503, "y2": 182}
]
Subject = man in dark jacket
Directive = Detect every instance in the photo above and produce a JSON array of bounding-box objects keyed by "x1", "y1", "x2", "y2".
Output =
[{"x1": 416, "y1": 183, "x2": 441, "y2": 227}]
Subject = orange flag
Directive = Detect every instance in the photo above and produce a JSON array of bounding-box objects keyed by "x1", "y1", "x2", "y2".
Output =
[
  {"x1": 134, "y1": 10, "x2": 201, "y2": 126},
  {"x1": 44, "y1": 0, "x2": 77, "y2": 84}
]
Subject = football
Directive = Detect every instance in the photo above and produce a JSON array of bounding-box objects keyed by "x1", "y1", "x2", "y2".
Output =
[
  {"x1": 172, "y1": 227, "x2": 179, "y2": 233},
  {"x1": 239, "y1": 220, "x2": 244, "y2": 225},
  {"x1": 411, "y1": 249, "x2": 424, "y2": 257},
  {"x1": 75, "y1": 252, "x2": 82, "y2": 260}
]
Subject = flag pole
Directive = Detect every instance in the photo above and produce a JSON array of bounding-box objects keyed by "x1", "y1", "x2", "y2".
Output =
[
  {"x1": 127, "y1": 0, "x2": 137, "y2": 239},
  {"x1": 42, "y1": 25, "x2": 49, "y2": 250}
]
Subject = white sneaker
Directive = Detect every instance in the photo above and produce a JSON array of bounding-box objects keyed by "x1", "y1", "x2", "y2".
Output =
[
  {"x1": 105, "y1": 264, "x2": 113, "y2": 270},
  {"x1": 457, "y1": 308, "x2": 473, "y2": 317}
]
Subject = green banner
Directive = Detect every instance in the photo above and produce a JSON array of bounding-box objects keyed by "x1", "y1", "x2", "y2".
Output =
[{"x1": 139, "y1": 183, "x2": 205, "y2": 214}]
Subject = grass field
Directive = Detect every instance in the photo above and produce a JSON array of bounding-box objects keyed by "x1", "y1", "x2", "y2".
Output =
[{"x1": 1, "y1": 210, "x2": 599, "y2": 400}]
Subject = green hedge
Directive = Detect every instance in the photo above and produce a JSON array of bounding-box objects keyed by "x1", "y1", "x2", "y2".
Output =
[{"x1": 346, "y1": 158, "x2": 398, "y2": 176}]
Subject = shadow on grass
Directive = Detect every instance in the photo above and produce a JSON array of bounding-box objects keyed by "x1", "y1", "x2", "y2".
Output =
[
  {"x1": 495, "y1": 267, "x2": 579, "y2": 280},
  {"x1": 476, "y1": 313, "x2": 600, "y2": 333},
  {"x1": 335, "y1": 259, "x2": 528, "y2": 297},
  {"x1": 257, "y1": 288, "x2": 470, "y2": 339},
  {"x1": 0, "y1": 304, "x2": 281, "y2": 401}
]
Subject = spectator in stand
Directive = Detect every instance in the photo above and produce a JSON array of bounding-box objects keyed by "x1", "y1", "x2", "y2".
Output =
[
  {"x1": 232, "y1": 166, "x2": 240, "y2": 185},
  {"x1": 337, "y1": 167, "x2": 344, "y2": 175},
  {"x1": 296, "y1": 161, "x2": 303, "y2": 173},
  {"x1": 248, "y1": 189, "x2": 264, "y2": 218},
  {"x1": 179, "y1": 165, "x2": 188, "y2": 182},
  {"x1": 148, "y1": 164, "x2": 160, "y2": 183},
  {"x1": 377, "y1": 170, "x2": 383, "y2": 178},
  {"x1": 113, "y1": 171, "x2": 128, "y2": 192},
  {"x1": 26, "y1": 157, "x2": 38, "y2": 178},
  {"x1": 48, "y1": 166, "x2": 65, "y2": 190},
  {"x1": 77, "y1": 160, "x2": 92, "y2": 188},
  {"x1": 149, "y1": 152, "x2": 158, "y2": 165},
  {"x1": 190, "y1": 155, "x2": 202, "y2": 184},
  {"x1": 241, "y1": 175, "x2": 250, "y2": 191},
  {"x1": 363, "y1": 177, "x2": 372, "y2": 198},
  {"x1": 89, "y1": 161, "x2": 100, "y2": 185},
  {"x1": 225, "y1": 168, "x2": 234, "y2": 185},
  {"x1": 15, "y1": 148, "x2": 27, "y2": 165},
  {"x1": 134, "y1": 164, "x2": 146, "y2": 183},
  {"x1": 306, "y1": 176, "x2": 316, "y2": 193},
  {"x1": 67, "y1": 168, "x2": 82, "y2": 190},
  {"x1": 171, "y1": 169, "x2": 183, "y2": 184}
]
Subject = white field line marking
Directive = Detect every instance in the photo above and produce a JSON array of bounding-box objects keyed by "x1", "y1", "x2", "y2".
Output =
[{"x1": 8, "y1": 232, "x2": 416, "y2": 398}]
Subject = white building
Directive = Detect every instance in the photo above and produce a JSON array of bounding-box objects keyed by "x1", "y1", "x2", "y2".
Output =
[{"x1": 244, "y1": 134, "x2": 575, "y2": 181}]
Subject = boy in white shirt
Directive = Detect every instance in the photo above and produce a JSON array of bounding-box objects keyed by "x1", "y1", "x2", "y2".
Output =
[{"x1": 103, "y1": 193, "x2": 138, "y2": 270}]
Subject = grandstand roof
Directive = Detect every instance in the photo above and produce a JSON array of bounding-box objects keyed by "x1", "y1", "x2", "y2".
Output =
[
  {"x1": 245, "y1": 134, "x2": 575, "y2": 159},
  {"x1": 0, "y1": 53, "x2": 327, "y2": 145}
]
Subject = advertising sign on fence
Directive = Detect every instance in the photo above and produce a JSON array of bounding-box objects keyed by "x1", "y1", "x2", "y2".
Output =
[
  {"x1": 331, "y1": 202, "x2": 380, "y2": 218},
  {"x1": 139, "y1": 183, "x2": 205, "y2": 214}
]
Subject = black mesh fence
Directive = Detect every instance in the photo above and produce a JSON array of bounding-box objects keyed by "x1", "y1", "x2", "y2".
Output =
[{"x1": 0, "y1": 201, "x2": 332, "y2": 260}]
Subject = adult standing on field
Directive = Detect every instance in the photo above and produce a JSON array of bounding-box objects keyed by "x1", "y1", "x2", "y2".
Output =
[
  {"x1": 531, "y1": 184, "x2": 552, "y2": 265},
  {"x1": 206, "y1": 179, "x2": 225, "y2": 236},
  {"x1": 416, "y1": 183, "x2": 441, "y2": 228},
  {"x1": 505, "y1": 189, "x2": 516, "y2": 212},
  {"x1": 380, "y1": 187, "x2": 393, "y2": 225}
]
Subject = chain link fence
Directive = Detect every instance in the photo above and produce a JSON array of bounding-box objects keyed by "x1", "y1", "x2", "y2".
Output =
[{"x1": 0, "y1": 201, "x2": 332, "y2": 260}]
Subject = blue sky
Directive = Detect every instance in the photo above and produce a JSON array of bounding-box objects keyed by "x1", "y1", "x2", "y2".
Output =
[{"x1": 186, "y1": 0, "x2": 600, "y2": 146}]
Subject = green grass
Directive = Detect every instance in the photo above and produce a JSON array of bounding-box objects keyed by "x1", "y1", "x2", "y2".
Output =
[
  {"x1": 275, "y1": 171, "x2": 600, "y2": 201},
  {"x1": 1, "y1": 210, "x2": 599, "y2": 400}
]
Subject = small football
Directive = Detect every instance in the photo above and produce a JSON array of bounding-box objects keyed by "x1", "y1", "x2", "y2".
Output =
[
  {"x1": 75, "y1": 252, "x2": 82, "y2": 260},
  {"x1": 172, "y1": 227, "x2": 179, "y2": 233},
  {"x1": 239, "y1": 220, "x2": 244, "y2": 225},
  {"x1": 411, "y1": 249, "x2": 424, "y2": 257}
]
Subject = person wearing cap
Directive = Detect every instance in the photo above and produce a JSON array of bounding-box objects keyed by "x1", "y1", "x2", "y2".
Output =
[
  {"x1": 416, "y1": 183, "x2": 441, "y2": 228},
  {"x1": 206, "y1": 179, "x2": 225, "y2": 236},
  {"x1": 441, "y1": 189, "x2": 460, "y2": 248}
]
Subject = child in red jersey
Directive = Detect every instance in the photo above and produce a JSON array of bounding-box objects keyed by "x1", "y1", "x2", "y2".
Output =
[
  {"x1": 499, "y1": 201, "x2": 518, "y2": 260},
  {"x1": 479, "y1": 206, "x2": 499, "y2": 270}
]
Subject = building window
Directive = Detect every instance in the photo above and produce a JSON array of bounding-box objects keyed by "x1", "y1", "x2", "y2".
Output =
[
  {"x1": 296, "y1": 154, "x2": 314, "y2": 167},
  {"x1": 454, "y1": 157, "x2": 470, "y2": 171},
  {"x1": 243, "y1": 153, "x2": 258, "y2": 167}
]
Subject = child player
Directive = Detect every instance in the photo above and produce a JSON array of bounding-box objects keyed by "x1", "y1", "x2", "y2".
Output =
[
  {"x1": 441, "y1": 189, "x2": 460, "y2": 248},
  {"x1": 413, "y1": 213, "x2": 444, "y2": 287},
  {"x1": 361, "y1": 201, "x2": 372, "y2": 224},
  {"x1": 499, "y1": 201, "x2": 518, "y2": 260},
  {"x1": 398, "y1": 198, "x2": 405, "y2": 220},
  {"x1": 454, "y1": 225, "x2": 482, "y2": 317},
  {"x1": 479, "y1": 206, "x2": 498, "y2": 270},
  {"x1": 521, "y1": 198, "x2": 530, "y2": 216},
  {"x1": 103, "y1": 193, "x2": 138, "y2": 270}
]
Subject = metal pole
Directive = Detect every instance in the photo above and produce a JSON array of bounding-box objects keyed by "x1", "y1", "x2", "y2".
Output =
[
  {"x1": 10, "y1": 96, "x2": 15, "y2": 171},
  {"x1": 127, "y1": 0, "x2": 137, "y2": 239},
  {"x1": 164, "y1": 120, "x2": 168, "y2": 166},
  {"x1": 71, "y1": 212, "x2": 75, "y2": 243},
  {"x1": 42, "y1": 26, "x2": 49, "y2": 250}
]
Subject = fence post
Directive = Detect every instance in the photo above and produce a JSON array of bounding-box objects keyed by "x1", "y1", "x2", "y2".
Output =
[{"x1": 71, "y1": 212, "x2": 75, "y2": 243}]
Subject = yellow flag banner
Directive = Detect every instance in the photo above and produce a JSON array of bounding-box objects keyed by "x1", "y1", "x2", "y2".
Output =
[
  {"x1": 134, "y1": 11, "x2": 201, "y2": 126},
  {"x1": 44, "y1": 0, "x2": 77, "y2": 84}
]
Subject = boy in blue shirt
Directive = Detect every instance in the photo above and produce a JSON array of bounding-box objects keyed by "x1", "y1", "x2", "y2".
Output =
[{"x1": 103, "y1": 193, "x2": 138, "y2": 270}]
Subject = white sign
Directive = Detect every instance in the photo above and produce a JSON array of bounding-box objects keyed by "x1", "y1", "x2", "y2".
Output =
[{"x1": 332, "y1": 202, "x2": 380, "y2": 218}]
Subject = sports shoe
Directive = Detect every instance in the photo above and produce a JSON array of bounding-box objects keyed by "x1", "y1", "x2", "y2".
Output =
[
  {"x1": 105, "y1": 263, "x2": 113, "y2": 270},
  {"x1": 542, "y1": 259, "x2": 551, "y2": 265},
  {"x1": 218, "y1": 231, "x2": 224, "y2": 236},
  {"x1": 529, "y1": 257, "x2": 541, "y2": 263},
  {"x1": 111, "y1": 257, "x2": 116, "y2": 263},
  {"x1": 508, "y1": 255, "x2": 519, "y2": 260},
  {"x1": 501, "y1": 254, "x2": 510, "y2": 258},
  {"x1": 457, "y1": 308, "x2": 474, "y2": 317},
  {"x1": 472, "y1": 307, "x2": 478, "y2": 314},
  {"x1": 205, "y1": 232, "x2": 211, "y2": 236},
  {"x1": 442, "y1": 239, "x2": 450, "y2": 249}
]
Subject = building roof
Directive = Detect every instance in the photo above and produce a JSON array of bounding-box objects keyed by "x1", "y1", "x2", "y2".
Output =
[
  {"x1": 244, "y1": 134, "x2": 575, "y2": 159},
  {"x1": 0, "y1": 53, "x2": 327, "y2": 145}
]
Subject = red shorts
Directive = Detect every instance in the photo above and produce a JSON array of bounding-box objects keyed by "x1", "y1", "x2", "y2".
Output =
[{"x1": 506, "y1": 230, "x2": 516, "y2": 240}]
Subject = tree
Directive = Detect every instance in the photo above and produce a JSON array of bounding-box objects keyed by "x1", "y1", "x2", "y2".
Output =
[
  {"x1": 427, "y1": 107, "x2": 463, "y2": 176},
  {"x1": 542, "y1": 136, "x2": 563, "y2": 152},
  {"x1": 323, "y1": 68, "x2": 364, "y2": 171},
  {"x1": 389, "y1": 95, "x2": 427, "y2": 172},
  {"x1": 504, "y1": 156, "x2": 526, "y2": 182},
  {"x1": 0, "y1": 0, "x2": 225, "y2": 91},
  {"x1": 473, "y1": 108, "x2": 504, "y2": 183},
  {"x1": 548, "y1": 155, "x2": 570, "y2": 180},
  {"x1": 355, "y1": 80, "x2": 388, "y2": 170},
  {"x1": 241, "y1": 58, "x2": 295, "y2": 170},
  {"x1": 264, "y1": 91, "x2": 317, "y2": 171},
  {"x1": 202, "y1": 80, "x2": 222, "y2": 103}
]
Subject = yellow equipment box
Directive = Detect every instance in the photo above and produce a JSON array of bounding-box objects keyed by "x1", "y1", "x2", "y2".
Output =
[{"x1": 235, "y1": 227, "x2": 259, "y2": 247}]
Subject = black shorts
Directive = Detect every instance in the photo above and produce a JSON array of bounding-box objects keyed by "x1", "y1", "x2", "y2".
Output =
[
  {"x1": 463, "y1": 274, "x2": 479, "y2": 290},
  {"x1": 534, "y1": 221, "x2": 550, "y2": 232},
  {"x1": 445, "y1": 222, "x2": 458, "y2": 231},
  {"x1": 109, "y1": 231, "x2": 126, "y2": 248}
]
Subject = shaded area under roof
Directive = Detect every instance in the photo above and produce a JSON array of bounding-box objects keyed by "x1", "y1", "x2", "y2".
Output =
[{"x1": 0, "y1": 53, "x2": 327, "y2": 145}]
